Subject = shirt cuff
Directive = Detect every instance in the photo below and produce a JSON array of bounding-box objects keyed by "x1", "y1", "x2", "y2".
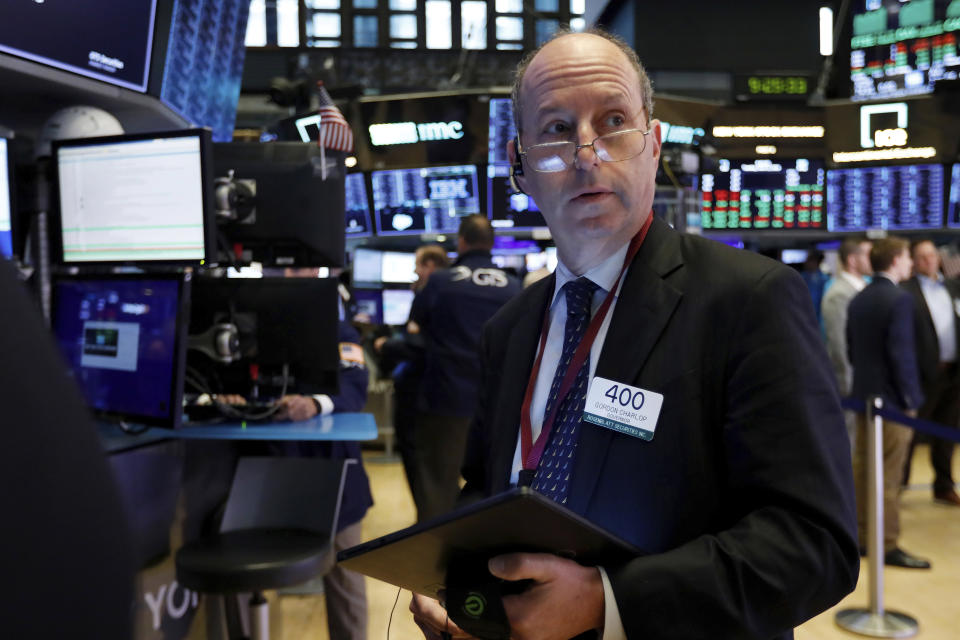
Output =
[
  {"x1": 597, "y1": 566, "x2": 626, "y2": 640},
  {"x1": 311, "y1": 394, "x2": 335, "y2": 416}
]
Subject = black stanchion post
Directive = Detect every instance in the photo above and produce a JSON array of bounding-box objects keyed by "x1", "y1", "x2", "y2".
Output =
[{"x1": 835, "y1": 396, "x2": 918, "y2": 637}]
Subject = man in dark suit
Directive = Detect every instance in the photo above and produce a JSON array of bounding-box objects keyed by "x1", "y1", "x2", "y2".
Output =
[
  {"x1": 847, "y1": 237, "x2": 930, "y2": 569},
  {"x1": 411, "y1": 28, "x2": 858, "y2": 640},
  {"x1": 901, "y1": 239, "x2": 960, "y2": 506},
  {"x1": 408, "y1": 215, "x2": 521, "y2": 521}
]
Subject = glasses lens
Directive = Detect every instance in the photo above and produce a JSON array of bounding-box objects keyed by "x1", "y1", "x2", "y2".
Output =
[
  {"x1": 595, "y1": 129, "x2": 647, "y2": 162},
  {"x1": 527, "y1": 143, "x2": 575, "y2": 172}
]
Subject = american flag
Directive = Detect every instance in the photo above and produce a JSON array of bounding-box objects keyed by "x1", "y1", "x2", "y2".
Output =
[{"x1": 316, "y1": 81, "x2": 354, "y2": 152}]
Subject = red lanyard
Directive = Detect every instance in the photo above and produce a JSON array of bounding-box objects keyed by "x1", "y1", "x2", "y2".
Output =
[{"x1": 518, "y1": 213, "x2": 653, "y2": 484}]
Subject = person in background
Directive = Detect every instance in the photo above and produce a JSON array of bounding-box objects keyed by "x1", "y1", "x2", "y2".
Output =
[
  {"x1": 822, "y1": 236, "x2": 873, "y2": 448},
  {"x1": 901, "y1": 239, "x2": 960, "y2": 506},
  {"x1": 374, "y1": 244, "x2": 450, "y2": 501},
  {"x1": 412, "y1": 28, "x2": 857, "y2": 639},
  {"x1": 847, "y1": 237, "x2": 930, "y2": 569},
  {"x1": 407, "y1": 215, "x2": 520, "y2": 521},
  {"x1": 801, "y1": 249, "x2": 830, "y2": 323}
]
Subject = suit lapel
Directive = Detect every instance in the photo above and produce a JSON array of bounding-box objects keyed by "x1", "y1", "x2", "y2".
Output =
[
  {"x1": 568, "y1": 218, "x2": 685, "y2": 514},
  {"x1": 489, "y1": 274, "x2": 555, "y2": 492}
]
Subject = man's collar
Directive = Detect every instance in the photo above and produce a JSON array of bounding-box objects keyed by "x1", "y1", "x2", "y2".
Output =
[
  {"x1": 918, "y1": 273, "x2": 944, "y2": 286},
  {"x1": 552, "y1": 241, "x2": 631, "y2": 307},
  {"x1": 839, "y1": 269, "x2": 867, "y2": 291}
]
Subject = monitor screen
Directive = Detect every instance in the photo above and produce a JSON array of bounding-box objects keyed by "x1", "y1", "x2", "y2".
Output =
[
  {"x1": 827, "y1": 163, "x2": 944, "y2": 231},
  {"x1": 487, "y1": 163, "x2": 547, "y2": 230},
  {"x1": 353, "y1": 247, "x2": 383, "y2": 287},
  {"x1": 51, "y1": 274, "x2": 189, "y2": 428},
  {"x1": 382, "y1": 288, "x2": 415, "y2": 325},
  {"x1": 53, "y1": 129, "x2": 213, "y2": 265},
  {"x1": 850, "y1": 0, "x2": 960, "y2": 101},
  {"x1": 352, "y1": 289, "x2": 382, "y2": 325},
  {"x1": 0, "y1": 138, "x2": 12, "y2": 259},
  {"x1": 699, "y1": 158, "x2": 825, "y2": 231},
  {"x1": 488, "y1": 97, "x2": 516, "y2": 165},
  {"x1": 491, "y1": 254, "x2": 525, "y2": 270},
  {"x1": 947, "y1": 163, "x2": 960, "y2": 227},
  {"x1": 381, "y1": 251, "x2": 417, "y2": 284},
  {"x1": 345, "y1": 173, "x2": 373, "y2": 237},
  {"x1": 0, "y1": 0, "x2": 157, "y2": 92},
  {"x1": 372, "y1": 165, "x2": 480, "y2": 235}
]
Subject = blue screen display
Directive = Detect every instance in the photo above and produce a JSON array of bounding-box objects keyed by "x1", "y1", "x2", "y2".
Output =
[
  {"x1": 949, "y1": 164, "x2": 960, "y2": 228},
  {"x1": 345, "y1": 173, "x2": 372, "y2": 237},
  {"x1": 0, "y1": 138, "x2": 11, "y2": 259},
  {"x1": 53, "y1": 277, "x2": 183, "y2": 423},
  {"x1": 827, "y1": 164, "x2": 944, "y2": 231},
  {"x1": 160, "y1": 0, "x2": 249, "y2": 141},
  {"x1": 488, "y1": 97, "x2": 516, "y2": 165},
  {"x1": 486, "y1": 163, "x2": 545, "y2": 230}
]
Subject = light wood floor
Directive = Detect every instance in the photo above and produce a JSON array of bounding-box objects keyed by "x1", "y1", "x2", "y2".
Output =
[{"x1": 277, "y1": 444, "x2": 960, "y2": 639}]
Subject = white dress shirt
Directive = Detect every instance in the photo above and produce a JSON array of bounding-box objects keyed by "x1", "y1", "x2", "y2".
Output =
[
  {"x1": 918, "y1": 273, "x2": 958, "y2": 363},
  {"x1": 509, "y1": 240, "x2": 631, "y2": 640}
]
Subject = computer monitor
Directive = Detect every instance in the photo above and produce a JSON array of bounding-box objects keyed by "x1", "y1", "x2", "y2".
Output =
[
  {"x1": 826, "y1": 164, "x2": 944, "y2": 231},
  {"x1": 372, "y1": 165, "x2": 480, "y2": 236},
  {"x1": 51, "y1": 129, "x2": 215, "y2": 265},
  {"x1": 382, "y1": 288, "x2": 415, "y2": 326},
  {"x1": 487, "y1": 164, "x2": 547, "y2": 230},
  {"x1": 700, "y1": 158, "x2": 825, "y2": 231},
  {"x1": 51, "y1": 273, "x2": 191, "y2": 429},
  {"x1": 352, "y1": 289, "x2": 382, "y2": 325},
  {"x1": 0, "y1": 0, "x2": 158, "y2": 93},
  {"x1": 381, "y1": 251, "x2": 417, "y2": 284},
  {"x1": 213, "y1": 142, "x2": 346, "y2": 267},
  {"x1": 948, "y1": 164, "x2": 960, "y2": 228},
  {"x1": 352, "y1": 247, "x2": 383, "y2": 288},
  {"x1": 0, "y1": 138, "x2": 13, "y2": 260},
  {"x1": 187, "y1": 277, "x2": 339, "y2": 397},
  {"x1": 345, "y1": 173, "x2": 373, "y2": 238},
  {"x1": 491, "y1": 254, "x2": 525, "y2": 271}
]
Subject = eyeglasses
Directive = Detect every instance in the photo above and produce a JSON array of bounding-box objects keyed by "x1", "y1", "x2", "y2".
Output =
[{"x1": 519, "y1": 128, "x2": 652, "y2": 173}]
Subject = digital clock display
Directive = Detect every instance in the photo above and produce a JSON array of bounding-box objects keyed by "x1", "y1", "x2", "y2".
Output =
[{"x1": 734, "y1": 75, "x2": 813, "y2": 100}]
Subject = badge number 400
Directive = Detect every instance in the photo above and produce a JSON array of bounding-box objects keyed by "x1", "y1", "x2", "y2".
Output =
[{"x1": 604, "y1": 384, "x2": 645, "y2": 410}]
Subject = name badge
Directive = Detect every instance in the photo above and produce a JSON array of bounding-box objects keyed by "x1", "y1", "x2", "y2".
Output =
[{"x1": 582, "y1": 376, "x2": 663, "y2": 441}]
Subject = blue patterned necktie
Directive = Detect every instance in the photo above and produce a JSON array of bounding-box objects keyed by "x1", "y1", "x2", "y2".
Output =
[{"x1": 531, "y1": 276, "x2": 599, "y2": 505}]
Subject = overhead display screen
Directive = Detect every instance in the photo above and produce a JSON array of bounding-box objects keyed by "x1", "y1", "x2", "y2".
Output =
[
  {"x1": 345, "y1": 173, "x2": 372, "y2": 237},
  {"x1": 850, "y1": 0, "x2": 960, "y2": 101},
  {"x1": 948, "y1": 163, "x2": 960, "y2": 227},
  {"x1": 371, "y1": 165, "x2": 480, "y2": 236},
  {"x1": 0, "y1": 139, "x2": 12, "y2": 259},
  {"x1": 0, "y1": 0, "x2": 157, "y2": 93},
  {"x1": 699, "y1": 158, "x2": 825, "y2": 230},
  {"x1": 827, "y1": 163, "x2": 944, "y2": 231}
]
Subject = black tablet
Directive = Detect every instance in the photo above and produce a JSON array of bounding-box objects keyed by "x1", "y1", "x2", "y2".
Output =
[{"x1": 337, "y1": 487, "x2": 640, "y2": 597}]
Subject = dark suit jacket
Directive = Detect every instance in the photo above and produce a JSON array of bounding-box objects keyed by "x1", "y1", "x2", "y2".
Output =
[
  {"x1": 462, "y1": 218, "x2": 859, "y2": 639},
  {"x1": 847, "y1": 276, "x2": 924, "y2": 412},
  {"x1": 901, "y1": 275, "x2": 960, "y2": 392}
]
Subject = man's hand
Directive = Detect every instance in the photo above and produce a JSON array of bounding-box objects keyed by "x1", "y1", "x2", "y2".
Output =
[
  {"x1": 276, "y1": 395, "x2": 318, "y2": 422},
  {"x1": 489, "y1": 553, "x2": 605, "y2": 640},
  {"x1": 409, "y1": 593, "x2": 475, "y2": 639}
]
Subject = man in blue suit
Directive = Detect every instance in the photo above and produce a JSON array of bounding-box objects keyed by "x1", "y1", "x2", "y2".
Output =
[{"x1": 847, "y1": 236, "x2": 930, "y2": 569}]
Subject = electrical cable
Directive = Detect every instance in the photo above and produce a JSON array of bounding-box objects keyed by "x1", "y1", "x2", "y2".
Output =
[{"x1": 386, "y1": 586, "x2": 401, "y2": 640}]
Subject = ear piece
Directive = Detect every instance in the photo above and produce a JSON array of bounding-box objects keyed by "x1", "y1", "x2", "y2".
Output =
[
  {"x1": 509, "y1": 163, "x2": 526, "y2": 195},
  {"x1": 509, "y1": 136, "x2": 525, "y2": 194}
]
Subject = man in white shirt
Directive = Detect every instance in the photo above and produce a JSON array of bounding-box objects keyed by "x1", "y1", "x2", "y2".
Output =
[
  {"x1": 822, "y1": 236, "x2": 872, "y2": 447},
  {"x1": 901, "y1": 239, "x2": 960, "y2": 506},
  {"x1": 410, "y1": 27, "x2": 857, "y2": 640}
]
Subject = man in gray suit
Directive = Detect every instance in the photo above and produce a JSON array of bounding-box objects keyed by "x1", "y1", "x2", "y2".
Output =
[{"x1": 822, "y1": 236, "x2": 873, "y2": 447}]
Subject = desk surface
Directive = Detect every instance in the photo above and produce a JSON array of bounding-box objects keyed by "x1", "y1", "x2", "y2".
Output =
[{"x1": 101, "y1": 412, "x2": 378, "y2": 453}]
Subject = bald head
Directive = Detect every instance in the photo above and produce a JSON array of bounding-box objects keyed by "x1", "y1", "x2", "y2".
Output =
[{"x1": 511, "y1": 29, "x2": 654, "y2": 139}]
